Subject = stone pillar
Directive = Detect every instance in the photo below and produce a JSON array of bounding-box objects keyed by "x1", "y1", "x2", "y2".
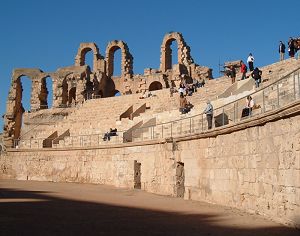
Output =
[
  {"x1": 31, "y1": 79, "x2": 42, "y2": 111},
  {"x1": 76, "y1": 75, "x2": 86, "y2": 104},
  {"x1": 51, "y1": 74, "x2": 63, "y2": 108}
]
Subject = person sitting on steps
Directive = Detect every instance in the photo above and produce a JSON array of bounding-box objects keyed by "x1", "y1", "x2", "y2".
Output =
[
  {"x1": 103, "y1": 128, "x2": 118, "y2": 141},
  {"x1": 179, "y1": 92, "x2": 193, "y2": 114}
]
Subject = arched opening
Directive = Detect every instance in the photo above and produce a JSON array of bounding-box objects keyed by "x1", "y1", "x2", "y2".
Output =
[
  {"x1": 14, "y1": 76, "x2": 32, "y2": 139},
  {"x1": 108, "y1": 46, "x2": 122, "y2": 77},
  {"x1": 84, "y1": 49, "x2": 94, "y2": 72},
  {"x1": 68, "y1": 87, "x2": 76, "y2": 106},
  {"x1": 46, "y1": 77, "x2": 53, "y2": 108},
  {"x1": 149, "y1": 81, "x2": 163, "y2": 91},
  {"x1": 170, "y1": 40, "x2": 178, "y2": 68},
  {"x1": 165, "y1": 39, "x2": 179, "y2": 70},
  {"x1": 114, "y1": 90, "x2": 121, "y2": 96},
  {"x1": 113, "y1": 48, "x2": 121, "y2": 77},
  {"x1": 19, "y1": 76, "x2": 32, "y2": 111}
]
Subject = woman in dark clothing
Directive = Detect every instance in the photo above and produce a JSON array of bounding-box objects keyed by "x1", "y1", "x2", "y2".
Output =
[
  {"x1": 288, "y1": 37, "x2": 295, "y2": 58},
  {"x1": 251, "y1": 67, "x2": 262, "y2": 88},
  {"x1": 229, "y1": 65, "x2": 236, "y2": 84}
]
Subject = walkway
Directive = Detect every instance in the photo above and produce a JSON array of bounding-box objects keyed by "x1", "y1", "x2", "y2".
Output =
[{"x1": 0, "y1": 180, "x2": 299, "y2": 235}]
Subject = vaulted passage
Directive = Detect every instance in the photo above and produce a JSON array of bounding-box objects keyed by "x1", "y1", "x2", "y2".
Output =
[{"x1": 149, "y1": 81, "x2": 163, "y2": 91}]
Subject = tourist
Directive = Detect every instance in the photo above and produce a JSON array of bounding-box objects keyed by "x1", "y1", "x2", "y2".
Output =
[
  {"x1": 169, "y1": 86, "x2": 176, "y2": 97},
  {"x1": 288, "y1": 37, "x2": 295, "y2": 58},
  {"x1": 251, "y1": 67, "x2": 262, "y2": 88},
  {"x1": 247, "y1": 53, "x2": 255, "y2": 71},
  {"x1": 279, "y1": 41, "x2": 286, "y2": 61},
  {"x1": 187, "y1": 84, "x2": 194, "y2": 96},
  {"x1": 103, "y1": 128, "x2": 118, "y2": 141},
  {"x1": 229, "y1": 65, "x2": 236, "y2": 84},
  {"x1": 203, "y1": 100, "x2": 213, "y2": 129},
  {"x1": 199, "y1": 78, "x2": 205, "y2": 87},
  {"x1": 240, "y1": 60, "x2": 247, "y2": 80},
  {"x1": 241, "y1": 95, "x2": 255, "y2": 117},
  {"x1": 179, "y1": 92, "x2": 193, "y2": 114},
  {"x1": 178, "y1": 82, "x2": 186, "y2": 94},
  {"x1": 192, "y1": 78, "x2": 199, "y2": 91},
  {"x1": 179, "y1": 92, "x2": 188, "y2": 114},
  {"x1": 139, "y1": 91, "x2": 153, "y2": 99}
]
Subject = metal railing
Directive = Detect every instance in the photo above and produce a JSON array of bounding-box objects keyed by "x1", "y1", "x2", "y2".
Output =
[
  {"x1": 131, "y1": 66, "x2": 300, "y2": 141},
  {"x1": 12, "y1": 67, "x2": 300, "y2": 149},
  {"x1": 13, "y1": 131, "x2": 125, "y2": 149}
]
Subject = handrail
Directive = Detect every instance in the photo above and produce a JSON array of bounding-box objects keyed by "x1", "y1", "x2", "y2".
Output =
[
  {"x1": 13, "y1": 130, "x2": 124, "y2": 149},
  {"x1": 132, "y1": 65, "x2": 300, "y2": 129}
]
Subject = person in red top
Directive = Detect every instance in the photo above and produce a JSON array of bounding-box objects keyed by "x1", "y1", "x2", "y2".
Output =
[{"x1": 240, "y1": 60, "x2": 247, "y2": 80}]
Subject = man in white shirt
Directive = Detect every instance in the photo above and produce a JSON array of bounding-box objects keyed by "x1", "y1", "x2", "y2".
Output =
[{"x1": 247, "y1": 53, "x2": 254, "y2": 71}]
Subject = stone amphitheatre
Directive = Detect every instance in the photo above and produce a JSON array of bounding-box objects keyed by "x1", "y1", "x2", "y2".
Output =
[{"x1": 0, "y1": 32, "x2": 299, "y2": 229}]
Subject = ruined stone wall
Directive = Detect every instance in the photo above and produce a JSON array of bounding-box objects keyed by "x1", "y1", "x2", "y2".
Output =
[
  {"x1": 1, "y1": 106, "x2": 299, "y2": 227},
  {"x1": 0, "y1": 133, "x2": 4, "y2": 154}
]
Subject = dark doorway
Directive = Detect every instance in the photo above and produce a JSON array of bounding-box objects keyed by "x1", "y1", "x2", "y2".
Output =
[
  {"x1": 149, "y1": 81, "x2": 163, "y2": 91},
  {"x1": 134, "y1": 160, "x2": 141, "y2": 189},
  {"x1": 175, "y1": 162, "x2": 185, "y2": 198},
  {"x1": 68, "y1": 87, "x2": 76, "y2": 105}
]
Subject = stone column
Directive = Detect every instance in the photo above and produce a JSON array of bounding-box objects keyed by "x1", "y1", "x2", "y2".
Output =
[
  {"x1": 76, "y1": 75, "x2": 86, "y2": 104},
  {"x1": 30, "y1": 78, "x2": 42, "y2": 111}
]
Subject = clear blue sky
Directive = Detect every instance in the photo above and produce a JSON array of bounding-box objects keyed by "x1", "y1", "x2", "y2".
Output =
[{"x1": 1, "y1": 0, "x2": 299, "y2": 132}]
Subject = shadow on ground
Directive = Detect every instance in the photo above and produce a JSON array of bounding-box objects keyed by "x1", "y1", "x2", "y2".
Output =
[{"x1": 0, "y1": 188, "x2": 299, "y2": 236}]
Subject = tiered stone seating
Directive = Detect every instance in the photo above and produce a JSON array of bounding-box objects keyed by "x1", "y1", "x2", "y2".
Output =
[{"x1": 18, "y1": 58, "x2": 300, "y2": 148}]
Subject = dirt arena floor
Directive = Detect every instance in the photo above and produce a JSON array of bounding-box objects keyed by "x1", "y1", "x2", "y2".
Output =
[{"x1": 0, "y1": 179, "x2": 299, "y2": 236}]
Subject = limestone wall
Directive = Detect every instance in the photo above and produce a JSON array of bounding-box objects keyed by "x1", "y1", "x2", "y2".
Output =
[
  {"x1": 0, "y1": 133, "x2": 3, "y2": 153},
  {"x1": 180, "y1": 115, "x2": 300, "y2": 227},
  {"x1": 1, "y1": 103, "x2": 299, "y2": 227}
]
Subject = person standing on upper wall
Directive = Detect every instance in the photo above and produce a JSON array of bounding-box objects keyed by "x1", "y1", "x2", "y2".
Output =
[
  {"x1": 279, "y1": 41, "x2": 286, "y2": 61},
  {"x1": 288, "y1": 37, "x2": 295, "y2": 58},
  {"x1": 247, "y1": 53, "x2": 254, "y2": 71}
]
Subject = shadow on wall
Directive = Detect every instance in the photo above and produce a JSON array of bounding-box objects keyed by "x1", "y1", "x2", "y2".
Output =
[
  {"x1": 0, "y1": 187, "x2": 299, "y2": 236},
  {"x1": 214, "y1": 112, "x2": 229, "y2": 127}
]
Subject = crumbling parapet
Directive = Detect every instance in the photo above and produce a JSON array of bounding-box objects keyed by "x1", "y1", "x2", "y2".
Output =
[{"x1": 189, "y1": 64, "x2": 213, "y2": 80}]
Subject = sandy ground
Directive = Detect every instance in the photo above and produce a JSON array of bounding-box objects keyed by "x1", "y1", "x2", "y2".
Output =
[{"x1": 0, "y1": 179, "x2": 299, "y2": 236}]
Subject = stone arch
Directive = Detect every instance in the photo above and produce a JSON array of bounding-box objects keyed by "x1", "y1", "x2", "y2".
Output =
[
  {"x1": 159, "y1": 32, "x2": 194, "y2": 72},
  {"x1": 53, "y1": 65, "x2": 89, "y2": 107},
  {"x1": 3, "y1": 68, "x2": 43, "y2": 146},
  {"x1": 105, "y1": 40, "x2": 133, "y2": 79},
  {"x1": 149, "y1": 81, "x2": 163, "y2": 91},
  {"x1": 74, "y1": 43, "x2": 101, "y2": 71}
]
